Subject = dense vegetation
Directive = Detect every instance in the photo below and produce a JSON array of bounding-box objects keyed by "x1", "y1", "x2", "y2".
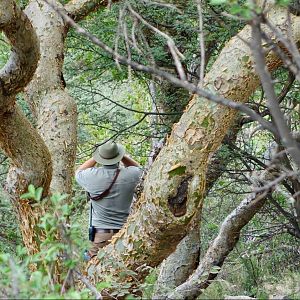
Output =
[{"x1": 0, "y1": 0, "x2": 299, "y2": 299}]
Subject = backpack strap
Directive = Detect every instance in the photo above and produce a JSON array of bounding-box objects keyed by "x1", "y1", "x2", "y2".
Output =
[{"x1": 87, "y1": 168, "x2": 120, "y2": 201}]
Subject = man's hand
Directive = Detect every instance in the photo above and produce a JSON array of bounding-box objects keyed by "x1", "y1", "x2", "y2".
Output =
[
  {"x1": 121, "y1": 155, "x2": 140, "y2": 167},
  {"x1": 76, "y1": 158, "x2": 97, "y2": 172},
  {"x1": 76, "y1": 154, "x2": 140, "y2": 171}
]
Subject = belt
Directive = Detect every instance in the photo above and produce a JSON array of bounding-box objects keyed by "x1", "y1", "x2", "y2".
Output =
[{"x1": 95, "y1": 228, "x2": 120, "y2": 233}]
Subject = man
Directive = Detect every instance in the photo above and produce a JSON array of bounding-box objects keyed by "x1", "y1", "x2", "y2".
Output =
[{"x1": 75, "y1": 141, "x2": 142, "y2": 260}]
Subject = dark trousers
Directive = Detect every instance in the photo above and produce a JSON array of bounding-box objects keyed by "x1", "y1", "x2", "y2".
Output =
[{"x1": 88, "y1": 231, "x2": 115, "y2": 257}]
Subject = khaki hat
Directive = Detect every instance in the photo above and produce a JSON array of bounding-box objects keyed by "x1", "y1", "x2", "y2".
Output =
[{"x1": 93, "y1": 141, "x2": 125, "y2": 165}]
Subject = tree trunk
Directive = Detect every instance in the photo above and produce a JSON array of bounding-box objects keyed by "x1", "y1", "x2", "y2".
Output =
[
  {"x1": 152, "y1": 217, "x2": 200, "y2": 299},
  {"x1": 24, "y1": 0, "x2": 77, "y2": 194},
  {"x1": 152, "y1": 118, "x2": 241, "y2": 298},
  {"x1": 0, "y1": 0, "x2": 52, "y2": 254},
  {"x1": 167, "y1": 170, "x2": 275, "y2": 299},
  {"x1": 0, "y1": 0, "x2": 115, "y2": 255}
]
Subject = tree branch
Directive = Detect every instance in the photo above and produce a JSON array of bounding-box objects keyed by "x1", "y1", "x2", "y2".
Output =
[
  {"x1": 64, "y1": 0, "x2": 118, "y2": 22},
  {"x1": 167, "y1": 172, "x2": 274, "y2": 299},
  {"x1": 0, "y1": 0, "x2": 39, "y2": 102},
  {"x1": 43, "y1": 1, "x2": 281, "y2": 137},
  {"x1": 251, "y1": 16, "x2": 300, "y2": 168}
]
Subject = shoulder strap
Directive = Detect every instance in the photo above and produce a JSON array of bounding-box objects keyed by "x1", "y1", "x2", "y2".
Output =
[
  {"x1": 89, "y1": 201, "x2": 93, "y2": 227},
  {"x1": 87, "y1": 168, "x2": 120, "y2": 201}
]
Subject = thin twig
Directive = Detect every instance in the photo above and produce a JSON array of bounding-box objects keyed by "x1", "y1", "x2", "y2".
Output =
[
  {"x1": 253, "y1": 171, "x2": 299, "y2": 193},
  {"x1": 126, "y1": 3, "x2": 186, "y2": 80},
  {"x1": 75, "y1": 270, "x2": 102, "y2": 300},
  {"x1": 76, "y1": 85, "x2": 181, "y2": 115},
  {"x1": 196, "y1": 0, "x2": 205, "y2": 87},
  {"x1": 140, "y1": 0, "x2": 183, "y2": 12},
  {"x1": 122, "y1": 11, "x2": 132, "y2": 81}
]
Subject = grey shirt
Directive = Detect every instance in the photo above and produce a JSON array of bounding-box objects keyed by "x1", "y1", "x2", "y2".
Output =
[{"x1": 75, "y1": 164, "x2": 142, "y2": 229}]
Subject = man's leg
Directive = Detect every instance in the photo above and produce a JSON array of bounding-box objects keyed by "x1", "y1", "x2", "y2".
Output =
[{"x1": 88, "y1": 232, "x2": 114, "y2": 258}]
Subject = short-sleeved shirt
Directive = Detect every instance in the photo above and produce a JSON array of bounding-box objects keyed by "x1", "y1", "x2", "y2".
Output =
[{"x1": 75, "y1": 165, "x2": 142, "y2": 229}]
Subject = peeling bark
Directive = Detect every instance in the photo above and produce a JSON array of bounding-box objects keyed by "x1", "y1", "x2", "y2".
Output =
[
  {"x1": 23, "y1": 0, "x2": 77, "y2": 194},
  {"x1": 23, "y1": 0, "x2": 117, "y2": 196},
  {"x1": 152, "y1": 119, "x2": 241, "y2": 298},
  {"x1": 0, "y1": 0, "x2": 111, "y2": 254},
  {"x1": 0, "y1": 107, "x2": 52, "y2": 254}
]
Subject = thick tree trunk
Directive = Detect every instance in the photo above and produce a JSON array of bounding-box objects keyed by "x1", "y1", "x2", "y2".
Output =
[
  {"x1": 91, "y1": 6, "x2": 300, "y2": 278},
  {"x1": 24, "y1": 0, "x2": 77, "y2": 194},
  {"x1": 0, "y1": 107, "x2": 52, "y2": 254},
  {"x1": 152, "y1": 119, "x2": 241, "y2": 298},
  {"x1": 0, "y1": 0, "x2": 52, "y2": 254},
  {"x1": 152, "y1": 218, "x2": 200, "y2": 299},
  {"x1": 0, "y1": 0, "x2": 112, "y2": 255}
]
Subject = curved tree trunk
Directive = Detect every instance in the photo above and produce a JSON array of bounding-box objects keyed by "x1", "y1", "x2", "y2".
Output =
[
  {"x1": 23, "y1": 1, "x2": 119, "y2": 195},
  {"x1": 0, "y1": 0, "x2": 52, "y2": 254}
]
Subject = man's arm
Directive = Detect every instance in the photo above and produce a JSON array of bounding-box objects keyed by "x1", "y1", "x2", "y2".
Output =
[
  {"x1": 76, "y1": 158, "x2": 97, "y2": 172},
  {"x1": 121, "y1": 154, "x2": 140, "y2": 167}
]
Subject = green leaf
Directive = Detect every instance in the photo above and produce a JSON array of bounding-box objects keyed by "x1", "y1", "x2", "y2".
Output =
[
  {"x1": 20, "y1": 192, "x2": 34, "y2": 200},
  {"x1": 201, "y1": 116, "x2": 210, "y2": 128},
  {"x1": 96, "y1": 281, "x2": 112, "y2": 290},
  {"x1": 241, "y1": 55, "x2": 250, "y2": 63},
  {"x1": 210, "y1": 0, "x2": 227, "y2": 5},
  {"x1": 35, "y1": 187, "x2": 43, "y2": 201},
  {"x1": 210, "y1": 265, "x2": 221, "y2": 274},
  {"x1": 28, "y1": 184, "x2": 36, "y2": 195}
]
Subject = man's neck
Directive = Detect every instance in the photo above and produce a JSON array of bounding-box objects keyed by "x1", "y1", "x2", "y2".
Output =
[{"x1": 103, "y1": 164, "x2": 119, "y2": 169}]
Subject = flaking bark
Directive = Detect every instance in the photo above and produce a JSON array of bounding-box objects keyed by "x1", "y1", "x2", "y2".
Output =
[
  {"x1": 25, "y1": 0, "x2": 78, "y2": 194},
  {"x1": 0, "y1": 0, "x2": 113, "y2": 254},
  {"x1": 152, "y1": 119, "x2": 241, "y2": 298}
]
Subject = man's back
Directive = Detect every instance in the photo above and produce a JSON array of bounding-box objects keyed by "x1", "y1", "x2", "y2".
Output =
[{"x1": 76, "y1": 165, "x2": 142, "y2": 229}]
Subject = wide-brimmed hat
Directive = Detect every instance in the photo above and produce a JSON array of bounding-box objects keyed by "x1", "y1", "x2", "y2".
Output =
[{"x1": 93, "y1": 141, "x2": 125, "y2": 165}]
